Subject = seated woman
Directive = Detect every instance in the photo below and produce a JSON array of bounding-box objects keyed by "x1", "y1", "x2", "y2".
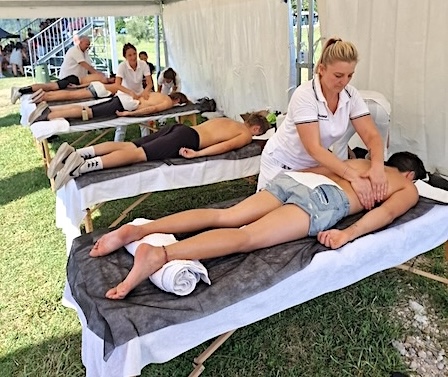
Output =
[{"x1": 90, "y1": 152, "x2": 426, "y2": 299}]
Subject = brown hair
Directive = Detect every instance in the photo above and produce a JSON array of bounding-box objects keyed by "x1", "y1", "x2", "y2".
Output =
[
  {"x1": 163, "y1": 68, "x2": 177, "y2": 86},
  {"x1": 168, "y1": 92, "x2": 189, "y2": 105},
  {"x1": 315, "y1": 37, "x2": 358, "y2": 74},
  {"x1": 122, "y1": 43, "x2": 137, "y2": 58},
  {"x1": 245, "y1": 113, "x2": 271, "y2": 135}
]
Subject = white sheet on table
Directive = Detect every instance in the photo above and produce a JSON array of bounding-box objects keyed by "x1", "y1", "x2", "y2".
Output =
[
  {"x1": 415, "y1": 180, "x2": 448, "y2": 203},
  {"x1": 56, "y1": 155, "x2": 261, "y2": 254},
  {"x1": 62, "y1": 203, "x2": 448, "y2": 377}
]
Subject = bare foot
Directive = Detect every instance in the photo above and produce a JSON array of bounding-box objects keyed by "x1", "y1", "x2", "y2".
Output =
[
  {"x1": 105, "y1": 243, "x2": 166, "y2": 299},
  {"x1": 90, "y1": 224, "x2": 140, "y2": 257}
]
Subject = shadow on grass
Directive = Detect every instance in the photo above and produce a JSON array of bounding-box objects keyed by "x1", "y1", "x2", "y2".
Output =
[
  {"x1": 0, "y1": 112, "x2": 21, "y2": 128},
  {"x1": 0, "y1": 166, "x2": 50, "y2": 205},
  {"x1": 0, "y1": 333, "x2": 85, "y2": 377}
]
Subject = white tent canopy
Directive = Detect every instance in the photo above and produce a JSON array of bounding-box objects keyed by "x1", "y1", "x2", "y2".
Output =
[
  {"x1": 318, "y1": 0, "x2": 448, "y2": 175},
  {"x1": 0, "y1": 0, "x2": 161, "y2": 17},
  {"x1": 163, "y1": 0, "x2": 294, "y2": 119}
]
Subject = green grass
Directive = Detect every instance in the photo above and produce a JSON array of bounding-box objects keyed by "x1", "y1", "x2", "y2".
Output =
[{"x1": 0, "y1": 76, "x2": 447, "y2": 376}]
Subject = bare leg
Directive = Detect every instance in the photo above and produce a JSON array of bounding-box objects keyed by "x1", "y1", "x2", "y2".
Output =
[
  {"x1": 92, "y1": 141, "x2": 137, "y2": 156},
  {"x1": 80, "y1": 73, "x2": 108, "y2": 85},
  {"x1": 105, "y1": 204, "x2": 310, "y2": 299},
  {"x1": 90, "y1": 191, "x2": 282, "y2": 257},
  {"x1": 99, "y1": 146, "x2": 147, "y2": 168},
  {"x1": 40, "y1": 88, "x2": 93, "y2": 103},
  {"x1": 47, "y1": 105, "x2": 86, "y2": 120},
  {"x1": 30, "y1": 82, "x2": 60, "y2": 92}
]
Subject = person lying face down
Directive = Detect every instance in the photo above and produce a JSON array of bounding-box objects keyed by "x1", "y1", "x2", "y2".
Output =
[
  {"x1": 89, "y1": 151, "x2": 426, "y2": 299},
  {"x1": 28, "y1": 91, "x2": 189, "y2": 125},
  {"x1": 10, "y1": 73, "x2": 113, "y2": 104},
  {"x1": 47, "y1": 113, "x2": 271, "y2": 190},
  {"x1": 23, "y1": 81, "x2": 138, "y2": 105}
]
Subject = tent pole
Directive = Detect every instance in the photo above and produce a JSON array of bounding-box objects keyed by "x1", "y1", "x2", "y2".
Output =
[
  {"x1": 296, "y1": 0, "x2": 302, "y2": 86},
  {"x1": 108, "y1": 17, "x2": 118, "y2": 74},
  {"x1": 155, "y1": 15, "x2": 161, "y2": 73},
  {"x1": 307, "y1": 0, "x2": 314, "y2": 80}
]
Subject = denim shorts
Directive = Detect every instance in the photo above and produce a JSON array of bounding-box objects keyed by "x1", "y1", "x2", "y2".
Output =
[{"x1": 265, "y1": 173, "x2": 350, "y2": 236}]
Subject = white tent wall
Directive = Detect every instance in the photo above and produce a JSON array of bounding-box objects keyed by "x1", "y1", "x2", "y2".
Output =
[
  {"x1": 162, "y1": 0, "x2": 294, "y2": 120},
  {"x1": 0, "y1": 1, "x2": 161, "y2": 18},
  {"x1": 318, "y1": 0, "x2": 448, "y2": 175}
]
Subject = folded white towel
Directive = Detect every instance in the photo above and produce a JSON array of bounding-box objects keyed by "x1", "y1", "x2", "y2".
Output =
[
  {"x1": 30, "y1": 118, "x2": 70, "y2": 141},
  {"x1": 124, "y1": 218, "x2": 211, "y2": 296},
  {"x1": 415, "y1": 180, "x2": 448, "y2": 203}
]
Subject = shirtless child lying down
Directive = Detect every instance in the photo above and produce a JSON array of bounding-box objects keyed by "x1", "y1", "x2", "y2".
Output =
[{"x1": 46, "y1": 113, "x2": 272, "y2": 190}]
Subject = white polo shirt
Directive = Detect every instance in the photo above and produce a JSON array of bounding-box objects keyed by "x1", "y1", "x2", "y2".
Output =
[
  {"x1": 158, "y1": 68, "x2": 182, "y2": 94},
  {"x1": 116, "y1": 60, "x2": 151, "y2": 95},
  {"x1": 59, "y1": 45, "x2": 93, "y2": 79},
  {"x1": 263, "y1": 75, "x2": 369, "y2": 170}
]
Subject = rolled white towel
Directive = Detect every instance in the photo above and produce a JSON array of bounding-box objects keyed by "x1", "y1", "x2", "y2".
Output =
[
  {"x1": 124, "y1": 218, "x2": 211, "y2": 296},
  {"x1": 150, "y1": 259, "x2": 211, "y2": 296}
]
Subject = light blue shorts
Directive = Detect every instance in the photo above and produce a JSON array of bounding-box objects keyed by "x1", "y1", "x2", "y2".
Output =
[{"x1": 265, "y1": 173, "x2": 350, "y2": 236}]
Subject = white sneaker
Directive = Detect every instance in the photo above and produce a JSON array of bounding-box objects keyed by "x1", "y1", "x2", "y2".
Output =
[
  {"x1": 54, "y1": 152, "x2": 85, "y2": 191},
  {"x1": 11, "y1": 87, "x2": 21, "y2": 104},
  {"x1": 28, "y1": 101, "x2": 49, "y2": 124},
  {"x1": 47, "y1": 142, "x2": 76, "y2": 179}
]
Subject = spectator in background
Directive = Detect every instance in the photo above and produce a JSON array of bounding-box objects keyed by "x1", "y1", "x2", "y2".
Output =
[
  {"x1": 59, "y1": 35, "x2": 105, "y2": 80},
  {"x1": 10, "y1": 42, "x2": 24, "y2": 77},
  {"x1": 0, "y1": 45, "x2": 5, "y2": 78},
  {"x1": 158, "y1": 67, "x2": 181, "y2": 94},
  {"x1": 139, "y1": 51, "x2": 155, "y2": 91},
  {"x1": 27, "y1": 28, "x2": 35, "y2": 38}
]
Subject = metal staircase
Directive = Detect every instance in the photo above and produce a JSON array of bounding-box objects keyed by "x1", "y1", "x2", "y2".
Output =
[{"x1": 27, "y1": 17, "x2": 110, "y2": 78}]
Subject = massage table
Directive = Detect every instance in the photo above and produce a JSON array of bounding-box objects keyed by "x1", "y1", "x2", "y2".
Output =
[
  {"x1": 19, "y1": 95, "x2": 200, "y2": 188},
  {"x1": 55, "y1": 140, "x2": 268, "y2": 253},
  {"x1": 64, "y1": 194, "x2": 448, "y2": 377}
]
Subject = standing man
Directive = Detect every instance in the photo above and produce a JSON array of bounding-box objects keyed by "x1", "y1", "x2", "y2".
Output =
[{"x1": 59, "y1": 35, "x2": 104, "y2": 80}]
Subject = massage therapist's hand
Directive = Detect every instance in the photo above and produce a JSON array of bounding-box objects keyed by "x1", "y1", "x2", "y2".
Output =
[
  {"x1": 179, "y1": 147, "x2": 199, "y2": 159},
  {"x1": 350, "y1": 175, "x2": 375, "y2": 210},
  {"x1": 116, "y1": 110, "x2": 132, "y2": 117},
  {"x1": 361, "y1": 165, "x2": 388, "y2": 202},
  {"x1": 317, "y1": 229, "x2": 350, "y2": 249}
]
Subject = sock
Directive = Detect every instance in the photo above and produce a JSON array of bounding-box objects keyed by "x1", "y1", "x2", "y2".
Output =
[
  {"x1": 79, "y1": 157, "x2": 103, "y2": 174},
  {"x1": 19, "y1": 86, "x2": 33, "y2": 94},
  {"x1": 76, "y1": 146, "x2": 96, "y2": 159}
]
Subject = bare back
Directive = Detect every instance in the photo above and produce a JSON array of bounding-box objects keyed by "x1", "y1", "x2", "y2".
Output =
[
  {"x1": 192, "y1": 118, "x2": 253, "y2": 149},
  {"x1": 304, "y1": 159, "x2": 418, "y2": 215},
  {"x1": 138, "y1": 92, "x2": 172, "y2": 109}
]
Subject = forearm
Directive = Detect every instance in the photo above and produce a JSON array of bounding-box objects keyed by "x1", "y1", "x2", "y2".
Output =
[
  {"x1": 365, "y1": 133, "x2": 385, "y2": 166},
  {"x1": 308, "y1": 145, "x2": 356, "y2": 181},
  {"x1": 196, "y1": 144, "x2": 228, "y2": 157},
  {"x1": 343, "y1": 206, "x2": 395, "y2": 242},
  {"x1": 130, "y1": 106, "x2": 156, "y2": 116}
]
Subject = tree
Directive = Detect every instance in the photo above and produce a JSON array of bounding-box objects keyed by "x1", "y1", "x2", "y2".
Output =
[
  {"x1": 126, "y1": 16, "x2": 156, "y2": 42},
  {"x1": 115, "y1": 17, "x2": 126, "y2": 34}
]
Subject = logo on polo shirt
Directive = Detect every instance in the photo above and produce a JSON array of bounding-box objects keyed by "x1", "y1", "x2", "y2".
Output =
[{"x1": 318, "y1": 113, "x2": 328, "y2": 120}]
